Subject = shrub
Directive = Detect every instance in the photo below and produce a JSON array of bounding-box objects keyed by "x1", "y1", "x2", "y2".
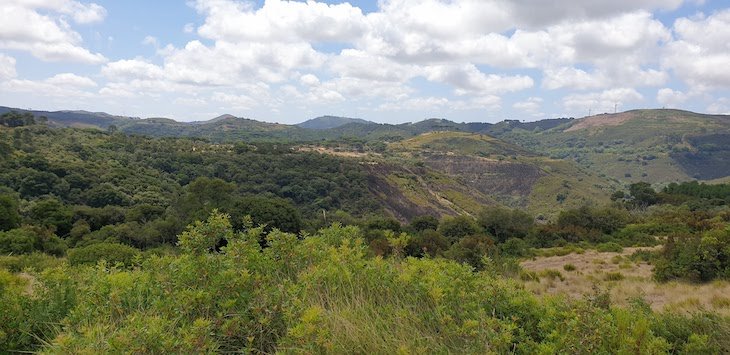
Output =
[
  {"x1": 0, "y1": 226, "x2": 66, "y2": 256},
  {"x1": 596, "y1": 242, "x2": 624, "y2": 253},
  {"x1": 0, "y1": 253, "x2": 64, "y2": 272},
  {"x1": 438, "y1": 215, "x2": 480, "y2": 243},
  {"x1": 67, "y1": 243, "x2": 140, "y2": 266},
  {"x1": 563, "y1": 263, "x2": 576, "y2": 271}
]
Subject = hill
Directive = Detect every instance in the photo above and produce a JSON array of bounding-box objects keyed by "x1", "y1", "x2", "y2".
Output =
[
  {"x1": 314, "y1": 131, "x2": 613, "y2": 220},
  {"x1": 494, "y1": 109, "x2": 730, "y2": 185},
  {"x1": 297, "y1": 115, "x2": 373, "y2": 129},
  {"x1": 0, "y1": 106, "x2": 136, "y2": 129}
]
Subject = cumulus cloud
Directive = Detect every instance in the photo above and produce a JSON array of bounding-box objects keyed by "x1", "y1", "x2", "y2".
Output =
[
  {"x1": 663, "y1": 10, "x2": 730, "y2": 90},
  {"x1": 656, "y1": 88, "x2": 687, "y2": 107},
  {"x1": 4, "y1": 0, "x2": 721, "y2": 122},
  {"x1": 0, "y1": 54, "x2": 17, "y2": 81},
  {"x1": 563, "y1": 88, "x2": 644, "y2": 113},
  {"x1": 513, "y1": 97, "x2": 543, "y2": 115},
  {"x1": 1, "y1": 72, "x2": 97, "y2": 99},
  {"x1": 0, "y1": 1, "x2": 106, "y2": 63}
]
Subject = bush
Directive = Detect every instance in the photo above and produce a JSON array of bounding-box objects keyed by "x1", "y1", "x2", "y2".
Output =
[
  {"x1": 438, "y1": 215, "x2": 480, "y2": 243},
  {"x1": 654, "y1": 228, "x2": 730, "y2": 282},
  {"x1": 596, "y1": 242, "x2": 624, "y2": 253},
  {"x1": 0, "y1": 252, "x2": 64, "y2": 272},
  {"x1": 563, "y1": 263, "x2": 576, "y2": 271},
  {"x1": 0, "y1": 226, "x2": 66, "y2": 256},
  {"x1": 67, "y1": 243, "x2": 140, "y2": 266}
]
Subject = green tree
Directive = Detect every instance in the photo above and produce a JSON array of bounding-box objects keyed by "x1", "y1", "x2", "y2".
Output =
[
  {"x1": 230, "y1": 196, "x2": 302, "y2": 233},
  {"x1": 438, "y1": 215, "x2": 480, "y2": 243},
  {"x1": 477, "y1": 207, "x2": 533, "y2": 243},
  {"x1": 0, "y1": 193, "x2": 21, "y2": 231}
]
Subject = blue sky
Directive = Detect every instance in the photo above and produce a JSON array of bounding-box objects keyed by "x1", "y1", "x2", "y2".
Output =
[{"x1": 1, "y1": 0, "x2": 729, "y2": 123}]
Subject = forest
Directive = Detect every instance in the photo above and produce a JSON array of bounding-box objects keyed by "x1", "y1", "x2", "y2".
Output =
[{"x1": 1, "y1": 113, "x2": 729, "y2": 353}]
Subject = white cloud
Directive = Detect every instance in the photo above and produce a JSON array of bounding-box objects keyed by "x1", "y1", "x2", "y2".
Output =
[
  {"x1": 1, "y1": 72, "x2": 96, "y2": 98},
  {"x1": 0, "y1": 1, "x2": 106, "y2": 63},
  {"x1": 194, "y1": 0, "x2": 367, "y2": 43},
  {"x1": 707, "y1": 98, "x2": 730, "y2": 114},
  {"x1": 513, "y1": 97, "x2": 543, "y2": 114},
  {"x1": 663, "y1": 10, "x2": 730, "y2": 90},
  {"x1": 424, "y1": 64, "x2": 534, "y2": 95},
  {"x1": 656, "y1": 88, "x2": 687, "y2": 107},
  {"x1": 142, "y1": 36, "x2": 158, "y2": 47},
  {"x1": 0, "y1": 54, "x2": 17, "y2": 81},
  {"x1": 563, "y1": 88, "x2": 644, "y2": 113},
  {"x1": 183, "y1": 23, "x2": 195, "y2": 34},
  {"x1": 299, "y1": 74, "x2": 320, "y2": 86},
  {"x1": 378, "y1": 96, "x2": 449, "y2": 111},
  {"x1": 45, "y1": 73, "x2": 97, "y2": 87},
  {"x1": 9, "y1": 0, "x2": 107, "y2": 24},
  {"x1": 211, "y1": 92, "x2": 256, "y2": 110}
]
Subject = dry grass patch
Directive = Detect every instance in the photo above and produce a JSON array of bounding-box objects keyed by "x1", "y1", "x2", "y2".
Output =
[{"x1": 520, "y1": 246, "x2": 730, "y2": 316}]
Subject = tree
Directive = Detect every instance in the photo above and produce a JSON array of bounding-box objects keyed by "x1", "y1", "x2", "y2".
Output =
[
  {"x1": 230, "y1": 195, "x2": 302, "y2": 234},
  {"x1": 477, "y1": 207, "x2": 533, "y2": 243},
  {"x1": 174, "y1": 177, "x2": 236, "y2": 224},
  {"x1": 408, "y1": 215, "x2": 439, "y2": 233},
  {"x1": 438, "y1": 215, "x2": 480, "y2": 243},
  {"x1": 27, "y1": 196, "x2": 74, "y2": 236},
  {"x1": 629, "y1": 182, "x2": 659, "y2": 207},
  {"x1": 0, "y1": 193, "x2": 21, "y2": 231}
]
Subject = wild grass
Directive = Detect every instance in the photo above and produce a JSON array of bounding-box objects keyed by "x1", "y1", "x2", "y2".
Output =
[{"x1": 521, "y1": 247, "x2": 730, "y2": 317}]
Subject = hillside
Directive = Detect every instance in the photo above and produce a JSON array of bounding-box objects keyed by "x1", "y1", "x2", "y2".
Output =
[
  {"x1": 495, "y1": 109, "x2": 730, "y2": 185},
  {"x1": 319, "y1": 132, "x2": 614, "y2": 220},
  {"x1": 297, "y1": 115, "x2": 373, "y2": 129},
  {"x1": 3, "y1": 106, "x2": 730, "y2": 185},
  {"x1": 0, "y1": 106, "x2": 136, "y2": 129}
]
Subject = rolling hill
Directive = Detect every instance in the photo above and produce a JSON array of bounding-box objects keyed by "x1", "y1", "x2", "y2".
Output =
[
  {"x1": 494, "y1": 109, "x2": 730, "y2": 185},
  {"x1": 3, "y1": 106, "x2": 729, "y2": 187},
  {"x1": 344, "y1": 132, "x2": 614, "y2": 220},
  {"x1": 297, "y1": 115, "x2": 373, "y2": 129}
]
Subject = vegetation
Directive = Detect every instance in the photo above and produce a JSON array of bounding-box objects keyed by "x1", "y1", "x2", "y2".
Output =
[
  {"x1": 1, "y1": 112, "x2": 730, "y2": 353},
  {"x1": 2, "y1": 212, "x2": 728, "y2": 353}
]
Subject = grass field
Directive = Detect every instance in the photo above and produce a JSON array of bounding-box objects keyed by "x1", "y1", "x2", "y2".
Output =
[{"x1": 521, "y1": 247, "x2": 730, "y2": 316}]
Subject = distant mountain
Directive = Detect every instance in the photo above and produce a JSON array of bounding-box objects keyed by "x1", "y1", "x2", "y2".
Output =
[
  {"x1": 0, "y1": 106, "x2": 136, "y2": 129},
  {"x1": 297, "y1": 115, "x2": 374, "y2": 130},
  {"x1": 4, "y1": 105, "x2": 730, "y2": 183}
]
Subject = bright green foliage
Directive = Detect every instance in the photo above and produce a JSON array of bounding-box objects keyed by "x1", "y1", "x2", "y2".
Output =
[
  {"x1": 654, "y1": 227, "x2": 730, "y2": 282},
  {"x1": 67, "y1": 243, "x2": 140, "y2": 266},
  {"x1": 0, "y1": 226, "x2": 66, "y2": 256},
  {"x1": 177, "y1": 210, "x2": 234, "y2": 254},
  {"x1": 0, "y1": 211, "x2": 727, "y2": 353},
  {"x1": 596, "y1": 242, "x2": 624, "y2": 253}
]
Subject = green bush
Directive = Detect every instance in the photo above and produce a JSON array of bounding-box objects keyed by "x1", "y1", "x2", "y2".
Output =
[
  {"x1": 0, "y1": 226, "x2": 66, "y2": 256},
  {"x1": 1, "y1": 211, "x2": 729, "y2": 354},
  {"x1": 0, "y1": 253, "x2": 64, "y2": 272},
  {"x1": 596, "y1": 242, "x2": 624, "y2": 253},
  {"x1": 654, "y1": 228, "x2": 730, "y2": 282},
  {"x1": 67, "y1": 243, "x2": 140, "y2": 266}
]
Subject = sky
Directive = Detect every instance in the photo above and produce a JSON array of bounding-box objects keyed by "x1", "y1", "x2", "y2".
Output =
[{"x1": 1, "y1": 0, "x2": 729, "y2": 124}]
